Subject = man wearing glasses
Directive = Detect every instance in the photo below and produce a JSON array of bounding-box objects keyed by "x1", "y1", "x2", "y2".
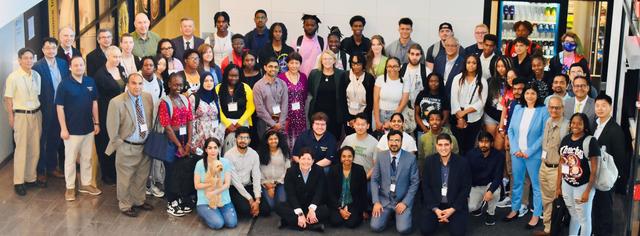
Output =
[
  {"x1": 86, "y1": 29, "x2": 112, "y2": 77},
  {"x1": 433, "y1": 36, "x2": 465, "y2": 101},
  {"x1": 252, "y1": 57, "x2": 288, "y2": 141},
  {"x1": 564, "y1": 76, "x2": 596, "y2": 123}
]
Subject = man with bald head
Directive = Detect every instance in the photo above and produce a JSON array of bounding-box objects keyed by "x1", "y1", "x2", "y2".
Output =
[
  {"x1": 106, "y1": 73, "x2": 154, "y2": 217},
  {"x1": 56, "y1": 26, "x2": 82, "y2": 64},
  {"x1": 131, "y1": 13, "x2": 161, "y2": 58}
]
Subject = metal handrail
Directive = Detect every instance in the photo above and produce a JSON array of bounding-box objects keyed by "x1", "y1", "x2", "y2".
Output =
[{"x1": 76, "y1": 0, "x2": 127, "y2": 40}]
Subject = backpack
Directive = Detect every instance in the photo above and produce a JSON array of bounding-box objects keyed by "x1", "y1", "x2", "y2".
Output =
[
  {"x1": 296, "y1": 35, "x2": 325, "y2": 52},
  {"x1": 156, "y1": 77, "x2": 164, "y2": 98},
  {"x1": 399, "y1": 63, "x2": 428, "y2": 109},
  {"x1": 583, "y1": 136, "x2": 619, "y2": 191}
]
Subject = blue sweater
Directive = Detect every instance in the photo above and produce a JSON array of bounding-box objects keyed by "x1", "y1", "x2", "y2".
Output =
[{"x1": 466, "y1": 148, "x2": 504, "y2": 192}]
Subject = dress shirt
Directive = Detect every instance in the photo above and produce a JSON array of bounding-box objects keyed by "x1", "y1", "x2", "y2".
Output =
[
  {"x1": 126, "y1": 92, "x2": 147, "y2": 143},
  {"x1": 45, "y1": 58, "x2": 62, "y2": 96},
  {"x1": 594, "y1": 116, "x2": 611, "y2": 139}
]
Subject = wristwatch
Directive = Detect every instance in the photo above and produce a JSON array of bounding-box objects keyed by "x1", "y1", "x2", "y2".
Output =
[{"x1": 296, "y1": 212, "x2": 304, "y2": 217}]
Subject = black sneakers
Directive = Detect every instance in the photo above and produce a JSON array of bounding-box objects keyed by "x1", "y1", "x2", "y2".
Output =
[
  {"x1": 471, "y1": 209, "x2": 483, "y2": 217},
  {"x1": 14, "y1": 184, "x2": 26, "y2": 196},
  {"x1": 485, "y1": 214, "x2": 496, "y2": 226}
]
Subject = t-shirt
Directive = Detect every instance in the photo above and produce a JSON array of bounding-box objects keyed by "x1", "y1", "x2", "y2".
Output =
[
  {"x1": 375, "y1": 75, "x2": 409, "y2": 111},
  {"x1": 54, "y1": 76, "x2": 99, "y2": 135},
  {"x1": 414, "y1": 91, "x2": 449, "y2": 124},
  {"x1": 341, "y1": 134, "x2": 379, "y2": 173},
  {"x1": 194, "y1": 158, "x2": 233, "y2": 206},
  {"x1": 403, "y1": 65, "x2": 431, "y2": 106},
  {"x1": 559, "y1": 135, "x2": 600, "y2": 187}
]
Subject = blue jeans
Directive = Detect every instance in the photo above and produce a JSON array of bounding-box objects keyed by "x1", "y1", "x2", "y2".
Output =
[
  {"x1": 261, "y1": 184, "x2": 286, "y2": 209},
  {"x1": 562, "y1": 181, "x2": 595, "y2": 236},
  {"x1": 197, "y1": 203, "x2": 238, "y2": 229},
  {"x1": 370, "y1": 205, "x2": 412, "y2": 234},
  {"x1": 511, "y1": 156, "x2": 543, "y2": 216}
]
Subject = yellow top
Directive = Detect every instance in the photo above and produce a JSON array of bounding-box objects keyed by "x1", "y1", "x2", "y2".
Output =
[
  {"x1": 215, "y1": 82, "x2": 254, "y2": 127},
  {"x1": 4, "y1": 68, "x2": 41, "y2": 110}
]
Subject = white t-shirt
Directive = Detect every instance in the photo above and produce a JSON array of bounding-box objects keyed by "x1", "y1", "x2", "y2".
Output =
[
  {"x1": 213, "y1": 32, "x2": 233, "y2": 66},
  {"x1": 376, "y1": 131, "x2": 417, "y2": 153},
  {"x1": 518, "y1": 107, "x2": 535, "y2": 152},
  {"x1": 480, "y1": 53, "x2": 495, "y2": 79},
  {"x1": 403, "y1": 65, "x2": 432, "y2": 106},
  {"x1": 375, "y1": 75, "x2": 409, "y2": 111}
]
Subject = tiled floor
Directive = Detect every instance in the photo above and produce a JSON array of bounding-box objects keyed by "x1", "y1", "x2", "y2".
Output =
[{"x1": 0, "y1": 158, "x2": 630, "y2": 236}]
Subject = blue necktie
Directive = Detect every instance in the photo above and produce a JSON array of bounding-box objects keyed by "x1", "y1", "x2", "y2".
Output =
[{"x1": 391, "y1": 156, "x2": 397, "y2": 177}]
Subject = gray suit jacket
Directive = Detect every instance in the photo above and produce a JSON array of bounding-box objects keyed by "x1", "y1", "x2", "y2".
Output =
[
  {"x1": 105, "y1": 91, "x2": 154, "y2": 155},
  {"x1": 564, "y1": 97, "x2": 596, "y2": 124},
  {"x1": 371, "y1": 150, "x2": 420, "y2": 208}
]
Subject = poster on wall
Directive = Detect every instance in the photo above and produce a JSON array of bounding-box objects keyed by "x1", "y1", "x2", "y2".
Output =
[{"x1": 118, "y1": 2, "x2": 130, "y2": 37}]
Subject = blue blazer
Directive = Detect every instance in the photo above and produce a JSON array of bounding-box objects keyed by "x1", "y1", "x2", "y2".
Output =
[
  {"x1": 434, "y1": 53, "x2": 464, "y2": 106},
  {"x1": 507, "y1": 105, "x2": 549, "y2": 159},
  {"x1": 33, "y1": 58, "x2": 69, "y2": 125},
  {"x1": 371, "y1": 150, "x2": 420, "y2": 208}
]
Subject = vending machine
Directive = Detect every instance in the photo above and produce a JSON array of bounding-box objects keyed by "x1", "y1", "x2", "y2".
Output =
[{"x1": 494, "y1": 0, "x2": 568, "y2": 59}]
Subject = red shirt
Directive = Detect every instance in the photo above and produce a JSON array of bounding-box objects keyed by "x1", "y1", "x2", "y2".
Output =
[{"x1": 158, "y1": 97, "x2": 193, "y2": 128}]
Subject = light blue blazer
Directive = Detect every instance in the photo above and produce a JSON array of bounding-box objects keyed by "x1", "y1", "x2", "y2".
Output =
[{"x1": 507, "y1": 105, "x2": 549, "y2": 159}]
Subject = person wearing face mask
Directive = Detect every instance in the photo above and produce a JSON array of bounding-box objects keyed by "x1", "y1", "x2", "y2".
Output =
[{"x1": 549, "y1": 32, "x2": 589, "y2": 79}]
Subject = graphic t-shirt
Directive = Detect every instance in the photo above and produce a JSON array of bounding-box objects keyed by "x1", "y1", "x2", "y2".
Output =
[{"x1": 559, "y1": 135, "x2": 600, "y2": 187}]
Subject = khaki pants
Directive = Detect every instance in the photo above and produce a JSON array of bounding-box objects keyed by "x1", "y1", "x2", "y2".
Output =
[
  {"x1": 469, "y1": 183, "x2": 501, "y2": 215},
  {"x1": 63, "y1": 134, "x2": 94, "y2": 189},
  {"x1": 116, "y1": 143, "x2": 151, "y2": 211},
  {"x1": 539, "y1": 163, "x2": 558, "y2": 233},
  {"x1": 13, "y1": 112, "x2": 42, "y2": 184}
]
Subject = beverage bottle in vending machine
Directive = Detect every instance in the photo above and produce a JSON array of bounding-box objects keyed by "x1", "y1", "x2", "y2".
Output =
[
  {"x1": 509, "y1": 5, "x2": 515, "y2": 20},
  {"x1": 503, "y1": 4, "x2": 509, "y2": 20}
]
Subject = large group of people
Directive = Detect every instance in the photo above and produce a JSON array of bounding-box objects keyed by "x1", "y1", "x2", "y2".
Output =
[{"x1": 3, "y1": 9, "x2": 631, "y2": 236}]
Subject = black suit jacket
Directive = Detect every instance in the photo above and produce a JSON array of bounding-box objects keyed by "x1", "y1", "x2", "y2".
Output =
[
  {"x1": 326, "y1": 164, "x2": 367, "y2": 211},
  {"x1": 284, "y1": 165, "x2": 326, "y2": 211},
  {"x1": 595, "y1": 119, "x2": 629, "y2": 193},
  {"x1": 57, "y1": 47, "x2": 82, "y2": 65},
  {"x1": 94, "y1": 65, "x2": 127, "y2": 127},
  {"x1": 86, "y1": 48, "x2": 107, "y2": 78},
  {"x1": 172, "y1": 36, "x2": 205, "y2": 61},
  {"x1": 422, "y1": 154, "x2": 471, "y2": 211}
]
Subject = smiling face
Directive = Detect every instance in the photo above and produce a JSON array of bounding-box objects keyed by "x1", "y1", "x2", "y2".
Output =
[
  {"x1": 572, "y1": 78, "x2": 589, "y2": 99},
  {"x1": 328, "y1": 35, "x2": 340, "y2": 53},
  {"x1": 180, "y1": 19, "x2": 194, "y2": 37},
  {"x1": 340, "y1": 149, "x2": 354, "y2": 166},
  {"x1": 127, "y1": 74, "x2": 144, "y2": 97},
  {"x1": 351, "y1": 21, "x2": 364, "y2": 36},
  {"x1": 436, "y1": 139, "x2": 452, "y2": 157},
  {"x1": 97, "y1": 31, "x2": 113, "y2": 49},
  {"x1": 312, "y1": 119, "x2": 327, "y2": 136},
  {"x1": 42, "y1": 41, "x2": 58, "y2": 59},
  {"x1": 303, "y1": 19, "x2": 318, "y2": 36},
  {"x1": 371, "y1": 38, "x2": 383, "y2": 55},
  {"x1": 227, "y1": 68, "x2": 240, "y2": 85},
  {"x1": 353, "y1": 117, "x2": 369, "y2": 134},
  {"x1": 264, "y1": 61, "x2": 279, "y2": 77},
  {"x1": 120, "y1": 36, "x2": 134, "y2": 54},
  {"x1": 570, "y1": 115, "x2": 585, "y2": 136},
  {"x1": 547, "y1": 97, "x2": 564, "y2": 119},
  {"x1": 299, "y1": 153, "x2": 313, "y2": 170},
  {"x1": 478, "y1": 138, "x2": 491, "y2": 153},
  {"x1": 287, "y1": 59, "x2": 300, "y2": 74},
  {"x1": 267, "y1": 133, "x2": 279, "y2": 149},
  {"x1": 594, "y1": 99, "x2": 612, "y2": 120},
  {"x1": 524, "y1": 88, "x2": 538, "y2": 106},
  {"x1": 216, "y1": 15, "x2": 229, "y2": 33},
  {"x1": 160, "y1": 41, "x2": 174, "y2": 58},
  {"x1": 235, "y1": 132, "x2": 251, "y2": 148},
  {"x1": 388, "y1": 134, "x2": 402, "y2": 153},
  {"x1": 202, "y1": 74, "x2": 215, "y2": 91},
  {"x1": 206, "y1": 140, "x2": 220, "y2": 158},
  {"x1": 552, "y1": 75, "x2": 568, "y2": 94},
  {"x1": 390, "y1": 114, "x2": 404, "y2": 131},
  {"x1": 398, "y1": 23, "x2": 412, "y2": 40},
  {"x1": 69, "y1": 57, "x2": 85, "y2": 77}
]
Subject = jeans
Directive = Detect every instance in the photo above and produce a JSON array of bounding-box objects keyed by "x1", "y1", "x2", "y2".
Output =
[
  {"x1": 562, "y1": 181, "x2": 595, "y2": 236},
  {"x1": 261, "y1": 184, "x2": 286, "y2": 209},
  {"x1": 197, "y1": 203, "x2": 238, "y2": 229},
  {"x1": 370, "y1": 205, "x2": 412, "y2": 234},
  {"x1": 511, "y1": 156, "x2": 543, "y2": 216}
]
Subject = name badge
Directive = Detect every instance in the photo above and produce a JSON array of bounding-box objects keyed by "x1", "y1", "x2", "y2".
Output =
[
  {"x1": 140, "y1": 124, "x2": 148, "y2": 133},
  {"x1": 272, "y1": 105, "x2": 281, "y2": 114},
  {"x1": 541, "y1": 150, "x2": 547, "y2": 160},
  {"x1": 291, "y1": 102, "x2": 301, "y2": 111},
  {"x1": 390, "y1": 184, "x2": 396, "y2": 193},
  {"x1": 441, "y1": 187, "x2": 448, "y2": 197},
  {"x1": 228, "y1": 102, "x2": 238, "y2": 112},
  {"x1": 179, "y1": 126, "x2": 187, "y2": 135},
  {"x1": 561, "y1": 164, "x2": 569, "y2": 174}
]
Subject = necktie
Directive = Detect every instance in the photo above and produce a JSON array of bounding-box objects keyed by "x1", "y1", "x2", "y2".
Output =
[
  {"x1": 66, "y1": 52, "x2": 72, "y2": 62},
  {"x1": 575, "y1": 102, "x2": 581, "y2": 113},
  {"x1": 186, "y1": 41, "x2": 191, "y2": 50},
  {"x1": 135, "y1": 98, "x2": 146, "y2": 138},
  {"x1": 391, "y1": 156, "x2": 397, "y2": 177}
]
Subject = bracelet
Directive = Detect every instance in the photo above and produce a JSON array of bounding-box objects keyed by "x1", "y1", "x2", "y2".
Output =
[{"x1": 94, "y1": 123, "x2": 99, "y2": 125}]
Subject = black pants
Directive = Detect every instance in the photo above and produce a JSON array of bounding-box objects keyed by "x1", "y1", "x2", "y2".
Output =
[
  {"x1": 592, "y1": 190, "x2": 613, "y2": 235},
  {"x1": 329, "y1": 204, "x2": 363, "y2": 228},
  {"x1": 276, "y1": 202, "x2": 329, "y2": 230},
  {"x1": 95, "y1": 127, "x2": 116, "y2": 182},
  {"x1": 420, "y1": 203, "x2": 468, "y2": 236},
  {"x1": 452, "y1": 120, "x2": 482, "y2": 155},
  {"x1": 230, "y1": 185, "x2": 271, "y2": 217}
]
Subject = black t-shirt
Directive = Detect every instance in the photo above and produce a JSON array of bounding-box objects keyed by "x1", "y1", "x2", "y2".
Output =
[
  {"x1": 559, "y1": 135, "x2": 600, "y2": 187},
  {"x1": 414, "y1": 90, "x2": 449, "y2": 122}
]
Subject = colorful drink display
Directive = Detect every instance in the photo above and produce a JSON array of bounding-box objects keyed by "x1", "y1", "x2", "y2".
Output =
[{"x1": 500, "y1": 2, "x2": 560, "y2": 58}]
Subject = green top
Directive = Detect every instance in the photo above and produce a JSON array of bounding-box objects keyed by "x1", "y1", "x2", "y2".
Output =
[
  {"x1": 340, "y1": 172, "x2": 352, "y2": 207},
  {"x1": 419, "y1": 126, "x2": 460, "y2": 159},
  {"x1": 131, "y1": 31, "x2": 161, "y2": 58},
  {"x1": 372, "y1": 56, "x2": 388, "y2": 77}
]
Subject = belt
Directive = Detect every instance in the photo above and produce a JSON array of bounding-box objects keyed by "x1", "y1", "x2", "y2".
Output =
[
  {"x1": 544, "y1": 162, "x2": 559, "y2": 168},
  {"x1": 14, "y1": 107, "x2": 40, "y2": 114},
  {"x1": 124, "y1": 140, "x2": 145, "y2": 145}
]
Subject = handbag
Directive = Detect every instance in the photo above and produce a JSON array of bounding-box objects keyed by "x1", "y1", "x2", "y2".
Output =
[
  {"x1": 143, "y1": 113, "x2": 173, "y2": 162},
  {"x1": 550, "y1": 196, "x2": 569, "y2": 236}
]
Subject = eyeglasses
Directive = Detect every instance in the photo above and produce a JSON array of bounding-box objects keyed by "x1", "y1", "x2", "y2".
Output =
[
  {"x1": 386, "y1": 65, "x2": 400, "y2": 69},
  {"x1": 548, "y1": 106, "x2": 562, "y2": 110},
  {"x1": 574, "y1": 84, "x2": 588, "y2": 89},
  {"x1": 237, "y1": 136, "x2": 251, "y2": 140}
]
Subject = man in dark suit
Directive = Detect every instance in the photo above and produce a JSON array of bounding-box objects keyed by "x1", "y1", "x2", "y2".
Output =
[
  {"x1": 420, "y1": 133, "x2": 471, "y2": 236},
  {"x1": 370, "y1": 130, "x2": 419, "y2": 234},
  {"x1": 591, "y1": 94, "x2": 629, "y2": 235},
  {"x1": 33, "y1": 37, "x2": 69, "y2": 186},
  {"x1": 434, "y1": 36, "x2": 464, "y2": 105},
  {"x1": 276, "y1": 148, "x2": 328, "y2": 232},
  {"x1": 86, "y1": 29, "x2": 113, "y2": 78},
  {"x1": 56, "y1": 26, "x2": 82, "y2": 64},
  {"x1": 171, "y1": 17, "x2": 204, "y2": 61}
]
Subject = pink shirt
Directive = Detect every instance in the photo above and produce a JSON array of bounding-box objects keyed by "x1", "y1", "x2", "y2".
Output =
[{"x1": 298, "y1": 35, "x2": 323, "y2": 76}]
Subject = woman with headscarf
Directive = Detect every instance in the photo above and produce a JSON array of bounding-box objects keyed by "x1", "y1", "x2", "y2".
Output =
[{"x1": 190, "y1": 73, "x2": 225, "y2": 153}]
